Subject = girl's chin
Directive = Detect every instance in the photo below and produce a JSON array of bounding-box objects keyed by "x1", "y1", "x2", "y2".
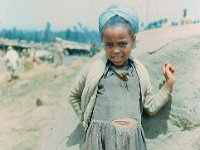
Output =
[{"x1": 111, "y1": 61, "x2": 125, "y2": 67}]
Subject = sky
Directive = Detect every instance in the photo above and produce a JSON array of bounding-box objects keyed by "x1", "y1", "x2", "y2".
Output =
[{"x1": 0, "y1": 0, "x2": 200, "y2": 31}]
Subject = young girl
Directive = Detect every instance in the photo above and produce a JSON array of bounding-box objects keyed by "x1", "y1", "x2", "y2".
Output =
[{"x1": 68, "y1": 5, "x2": 175, "y2": 150}]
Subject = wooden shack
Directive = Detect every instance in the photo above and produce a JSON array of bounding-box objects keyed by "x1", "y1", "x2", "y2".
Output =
[
  {"x1": 0, "y1": 39, "x2": 31, "y2": 54},
  {"x1": 58, "y1": 39, "x2": 91, "y2": 56}
]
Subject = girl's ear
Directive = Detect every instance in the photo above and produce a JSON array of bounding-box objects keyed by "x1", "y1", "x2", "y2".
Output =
[
  {"x1": 132, "y1": 41, "x2": 136, "y2": 50},
  {"x1": 132, "y1": 35, "x2": 136, "y2": 41},
  {"x1": 132, "y1": 35, "x2": 136, "y2": 50}
]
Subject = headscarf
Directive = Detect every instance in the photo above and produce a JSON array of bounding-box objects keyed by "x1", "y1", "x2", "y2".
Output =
[{"x1": 99, "y1": 5, "x2": 139, "y2": 34}]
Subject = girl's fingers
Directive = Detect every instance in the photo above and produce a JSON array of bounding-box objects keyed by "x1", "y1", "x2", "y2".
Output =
[
  {"x1": 162, "y1": 65, "x2": 166, "y2": 74},
  {"x1": 164, "y1": 63, "x2": 175, "y2": 74}
]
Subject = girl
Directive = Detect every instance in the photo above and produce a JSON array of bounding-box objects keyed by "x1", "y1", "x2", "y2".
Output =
[{"x1": 68, "y1": 5, "x2": 175, "y2": 150}]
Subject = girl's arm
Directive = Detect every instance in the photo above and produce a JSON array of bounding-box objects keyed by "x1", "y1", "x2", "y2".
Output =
[
  {"x1": 143, "y1": 64, "x2": 175, "y2": 116},
  {"x1": 68, "y1": 66, "x2": 89, "y2": 121}
]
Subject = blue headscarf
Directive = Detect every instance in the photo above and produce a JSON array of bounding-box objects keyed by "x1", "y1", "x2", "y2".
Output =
[{"x1": 99, "y1": 5, "x2": 139, "y2": 34}]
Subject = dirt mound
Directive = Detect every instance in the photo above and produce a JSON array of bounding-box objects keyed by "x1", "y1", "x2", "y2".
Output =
[{"x1": 140, "y1": 35, "x2": 200, "y2": 150}]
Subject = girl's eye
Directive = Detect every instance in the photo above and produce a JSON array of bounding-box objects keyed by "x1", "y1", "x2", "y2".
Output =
[
  {"x1": 119, "y1": 42, "x2": 127, "y2": 47},
  {"x1": 105, "y1": 42, "x2": 113, "y2": 48}
]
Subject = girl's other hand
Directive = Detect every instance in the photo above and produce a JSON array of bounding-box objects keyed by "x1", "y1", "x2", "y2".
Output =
[{"x1": 162, "y1": 63, "x2": 176, "y2": 90}]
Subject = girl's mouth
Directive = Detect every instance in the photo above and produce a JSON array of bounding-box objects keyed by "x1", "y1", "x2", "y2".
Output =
[{"x1": 111, "y1": 55, "x2": 123, "y2": 61}]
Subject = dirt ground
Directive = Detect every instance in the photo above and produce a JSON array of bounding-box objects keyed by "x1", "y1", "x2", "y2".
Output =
[
  {"x1": 0, "y1": 56, "x2": 88, "y2": 150},
  {"x1": 1, "y1": 24, "x2": 200, "y2": 150}
]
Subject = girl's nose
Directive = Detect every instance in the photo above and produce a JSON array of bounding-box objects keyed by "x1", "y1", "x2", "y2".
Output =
[{"x1": 112, "y1": 47, "x2": 121, "y2": 53}]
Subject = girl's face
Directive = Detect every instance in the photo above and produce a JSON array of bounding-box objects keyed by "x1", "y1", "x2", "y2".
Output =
[{"x1": 102, "y1": 25, "x2": 135, "y2": 67}]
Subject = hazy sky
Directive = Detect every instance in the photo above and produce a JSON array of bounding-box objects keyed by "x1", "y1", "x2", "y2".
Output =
[{"x1": 0, "y1": 0, "x2": 200, "y2": 31}]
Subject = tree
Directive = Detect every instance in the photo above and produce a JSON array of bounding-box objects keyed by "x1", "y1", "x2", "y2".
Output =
[{"x1": 43, "y1": 22, "x2": 54, "y2": 42}]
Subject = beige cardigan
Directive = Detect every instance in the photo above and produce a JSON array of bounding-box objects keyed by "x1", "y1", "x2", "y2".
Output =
[{"x1": 68, "y1": 52, "x2": 171, "y2": 129}]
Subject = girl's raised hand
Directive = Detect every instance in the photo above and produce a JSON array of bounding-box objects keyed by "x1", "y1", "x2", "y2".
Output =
[{"x1": 162, "y1": 63, "x2": 176, "y2": 90}]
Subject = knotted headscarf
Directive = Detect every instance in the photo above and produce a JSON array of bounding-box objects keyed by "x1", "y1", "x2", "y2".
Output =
[{"x1": 99, "y1": 5, "x2": 139, "y2": 34}]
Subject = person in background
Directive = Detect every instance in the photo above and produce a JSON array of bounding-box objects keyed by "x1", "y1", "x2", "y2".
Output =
[
  {"x1": 54, "y1": 38, "x2": 65, "y2": 67},
  {"x1": 21, "y1": 48, "x2": 33, "y2": 71},
  {"x1": 4, "y1": 46, "x2": 19, "y2": 81},
  {"x1": 181, "y1": 9, "x2": 192, "y2": 25},
  {"x1": 68, "y1": 5, "x2": 175, "y2": 150},
  {"x1": 31, "y1": 48, "x2": 41, "y2": 65}
]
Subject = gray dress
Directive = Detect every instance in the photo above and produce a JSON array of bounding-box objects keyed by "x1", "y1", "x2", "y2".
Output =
[{"x1": 82, "y1": 60, "x2": 147, "y2": 150}]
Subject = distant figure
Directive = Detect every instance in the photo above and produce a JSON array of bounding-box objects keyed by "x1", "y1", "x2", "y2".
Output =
[
  {"x1": 4, "y1": 46, "x2": 19, "y2": 81},
  {"x1": 30, "y1": 47, "x2": 41, "y2": 66},
  {"x1": 31, "y1": 48, "x2": 41, "y2": 65},
  {"x1": 54, "y1": 40, "x2": 64, "y2": 67},
  {"x1": 22, "y1": 48, "x2": 33, "y2": 71},
  {"x1": 181, "y1": 9, "x2": 192, "y2": 25}
]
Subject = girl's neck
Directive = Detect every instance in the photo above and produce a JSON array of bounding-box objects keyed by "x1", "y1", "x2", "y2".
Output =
[{"x1": 111, "y1": 60, "x2": 129, "y2": 71}]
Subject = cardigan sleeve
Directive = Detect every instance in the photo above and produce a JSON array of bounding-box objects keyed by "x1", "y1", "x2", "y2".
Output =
[
  {"x1": 142, "y1": 65, "x2": 172, "y2": 116},
  {"x1": 68, "y1": 64, "x2": 90, "y2": 121}
]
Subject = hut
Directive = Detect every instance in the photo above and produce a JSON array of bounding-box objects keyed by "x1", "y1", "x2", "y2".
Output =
[
  {"x1": 55, "y1": 38, "x2": 91, "y2": 56},
  {"x1": 0, "y1": 39, "x2": 31, "y2": 54}
]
